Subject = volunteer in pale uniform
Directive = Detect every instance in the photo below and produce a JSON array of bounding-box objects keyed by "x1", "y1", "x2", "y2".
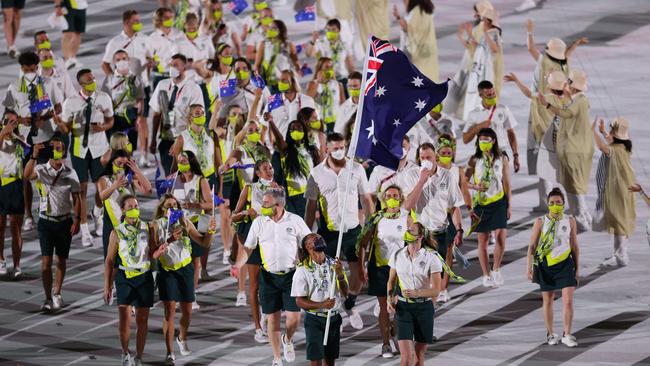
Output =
[
  {"x1": 463, "y1": 80, "x2": 520, "y2": 172},
  {"x1": 387, "y1": 222, "x2": 442, "y2": 366},
  {"x1": 233, "y1": 188, "x2": 312, "y2": 366},
  {"x1": 24, "y1": 136, "x2": 81, "y2": 312},
  {"x1": 526, "y1": 188, "x2": 579, "y2": 348},
  {"x1": 292, "y1": 233, "x2": 349, "y2": 366},
  {"x1": 62, "y1": 68, "x2": 114, "y2": 248},
  {"x1": 357, "y1": 185, "x2": 411, "y2": 358},
  {"x1": 149, "y1": 53, "x2": 204, "y2": 175},
  {"x1": 305, "y1": 132, "x2": 374, "y2": 330}
]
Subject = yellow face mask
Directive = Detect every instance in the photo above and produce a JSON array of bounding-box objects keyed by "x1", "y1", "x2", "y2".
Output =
[
  {"x1": 186, "y1": 30, "x2": 198, "y2": 39},
  {"x1": 549, "y1": 204, "x2": 564, "y2": 215},
  {"x1": 177, "y1": 162, "x2": 190, "y2": 173},
  {"x1": 52, "y1": 149, "x2": 64, "y2": 160},
  {"x1": 41, "y1": 59, "x2": 55, "y2": 69},
  {"x1": 260, "y1": 206, "x2": 274, "y2": 216},
  {"x1": 483, "y1": 96, "x2": 497, "y2": 107},
  {"x1": 255, "y1": 1, "x2": 268, "y2": 11},
  {"x1": 192, "y1": 116, "x2": 206, "y2": 126},
  {"x1": 309, "y1": 120, "x2": 322, "y2": 130},
  {"x1": 213, "y1": 10, "x2": 222, "y2": 19},
  {"x1": 162, "y1": 18, "x2": 173, "y2": 28},
  {"x1": 266, "y1": 29, "x2": 279, "y2": 39},
  {"x1": 290, "y1": 130, "x2": 304, "y2": 141},
  {"x1": 220, "y1": 56, "x2": 233, "y2": 66},
  {"x1": 125, "y1": 208, "x2": 140, "y2": 219},
  {"x1": 348, "y1": 88, "x2": 360, "y2": 98},
  {"x1": 278, "y1": 81, "x2": 291, "y2": 92},
  {"x1": 385, "y1": 198, "x2": 400, "y2": 209},
  {"x1": 438, "y1": 156, "x2": 452, "y2": 165},
  {"x1": 247, "y1": 132, "x2": 261, "y2": 143},
  {"x1": 260, "y1": 17, "x2": 273, "y2": 26},
  {"x1": 83, "y1": 81, "x2": 97, "y2": 92},
  {"x1": 404, "y1": 231, "x2": 418, "y2": 243},
  {"x1": 132, "y1": 22, "x2": 143, "y2": 32},
  {"x1": 38, "y1": 41, "x2": 51, "y2": 50},
  {"x1": 325, "y1": 31, "x2": 339, "y2": 41}
]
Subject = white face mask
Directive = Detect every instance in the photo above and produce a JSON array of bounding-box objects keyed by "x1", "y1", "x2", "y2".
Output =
[
  {"x1": 115, "y1": 60, "x2": 130, "y2": 75},
  {"x1": 169, "y1": 66, "x2": 181, "y2": 79},
  {"x1": 331, "y1": 149, "x2": 345, "y2": 161},
  {"x1": 401, "y1": 148, "x2": 409, "y2": 160},
  {"x1": 259, "y1": 178, "x2": 272, "y2": 186},
  {"x1": 23, "y1": 72, "x2": 37, "y2": 81},
  {"x1": 420, "y1": 160, "x2": 434, "y2": 170}
]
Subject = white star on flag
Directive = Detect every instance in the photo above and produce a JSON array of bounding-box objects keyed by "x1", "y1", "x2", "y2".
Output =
[
  {"x1": 393, "y1": 118, "x2": 401, "y2": 126},
  {"x1": 366, "y1": 119, "x2": 377, "y2": 145},
  {"x1": 415, "y1": 99, "x2": 426, "y2": 111},
  {"x1": 375, "y1": 85, "x2": 386, "y2": 97},
  {"x1": 412, "y1": 76, "x2": 424, "y2": 87}
]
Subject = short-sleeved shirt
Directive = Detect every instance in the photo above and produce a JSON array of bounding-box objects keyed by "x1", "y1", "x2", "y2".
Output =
[
  {"x1": 176, "y1": 34, "x2": 215, "y2": 83},
  {"x1": 149, "y1": 76, "x2": 204, "y2": 138},
  {"x1": 101, "y1": 73, "x2": 145, "y2": 114},
  {"x1": 146, "y1": 28, "x2": 182, "y2": 74},
  {"x1": 388, "y1": 247, "x2": 442, "y2": 291},
  {"x1": 313, "y1": 38, "x2": 349, "y2": 79},
  {"x1": 334, "y1": 97, "x2": 357, "y2": 134},
  {"x1": 244, "y1": 210, "x2": 312, "y2": 273},
  {"x1": 102, "y1": 31, "x2": 150, "y2": 84},
  {"x1": 40, "y1": 66, "x2": 76, "y2": 100},
  {"x1": 61, "y1": 91, "x2": 114, "y2": 158},
  {"x1": 35, "y1": 162, "x2": 81, "y2": 217},
  {"x1": 464, "y1": 104, "x2": 517, "y2": 153},
  {"x1": 291, "y1": 256, "x2": 346, "y2": 313},
  {"x1": 305, "y1": 158, "x2": 370, "y2": 232},
  {"x1": 411, "y1": 166, "x2": 465, "y2": 232}
]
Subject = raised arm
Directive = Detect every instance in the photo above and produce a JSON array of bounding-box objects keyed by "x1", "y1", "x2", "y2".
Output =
[
  {"x1": 592, "y1": 118, "x2": 610, "y2": 156},
  {"x1": 565, "y1": 37, "x2": 588, "y2": 59},
  {"x1": 526, "y1": 19, "x2": 541, "y2": 61},
  {"x1": 504, "y1": 72, "x2": 532, "y2": 99}
]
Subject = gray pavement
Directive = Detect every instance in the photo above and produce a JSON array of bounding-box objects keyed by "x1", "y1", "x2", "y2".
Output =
[{"x1": 0, "y1": 0, "x2": 649, "y2": 365}]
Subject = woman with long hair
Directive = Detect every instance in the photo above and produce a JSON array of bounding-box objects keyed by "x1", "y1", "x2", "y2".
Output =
[
  {"x1": 306, "y1": 57, "x2": 345, "y2": 134},
  {"x1": 297, "y1": 106, "x2": 327, "y2": 159},
  {"x1": 254, "y1": 19, "x2": 300, "y2": 93},
  {"x1": 466, "y1": 127, "x2": 511, "y2": 288},
  {"x1": 526, "y1": 187, "x2": 579, "y2": 348}
]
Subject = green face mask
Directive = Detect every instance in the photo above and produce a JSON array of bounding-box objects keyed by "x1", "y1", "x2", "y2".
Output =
[
  {"x1": 385, "y1": 198, "x2": 400, "y2": 209},
  {"x1": 247, "y1": 132, "x2": 261, "y2": 143},
  {"x1": 126, "y1": 143, "x2": 133, "y2": 154},
  {"x1": 323, "y1": 69, "x2": 335, "y2": 79},
  {"x1": 112, "y1": 163, "x2": 124, "y2": 175},
  {"x1": 438, "y1": 156, "x2": 453, "y2": 165},
  {"x1": 237, "y1": 70, "x2": 250, "y2": 80},
  {"x1": 348, "y1": 88, "x2": 360, "y2": 98},
  {"x1": 52, "y1": 149, "x2": 63, "y2": 160},
  {"x1": 260, "y1": 206, "x2": 274, "y2": 217},
  {"x1": 290, "y1": 130, "x2": 304, "y2": 141},
  {"x1": 162, "y1": 18, "x2": 174, "y2": 28},
  {"x1": 549, "y1": 204, "x2": 564, "y2": 215},
  {"x1": 228, "y1": 115, "x2": 239, "y2": 125},
  {"x1": 177, "y1": 162, "x2": 190, "y2": 173},
  {"x1": 432, "y1": 103, "x2": 443, "y2": 113},
  {"x1": 260, "y1": 17, "x2": 273, "y2": 26},
  {"x1": 125, "y1": 208, "x2": 140, "y2": 219},
  {"x1": 38, "y1": 41, "x2": 51, "y2": 50},
  {"x1": 192, "y1": 115, "x2": 206, "y2": 126},
  {"x1": 186, "y1": 30, "x2": 198, "y2": 39},
  {"x1": 220, "y1": 56, "x2": 233, "y2": 66},
  {"x1": 83, "y1": 81, "x2": 97, "y2": 93},
  {"x1": 326, "y1": 31, "x2": 339, "y2": 41},
  {"x1": 404, "y1": 231, "x2": 418, "y2": 243},
  {"x1": 213, "y1": 10, "x2": 222, "y2": 19},
  {"x1": 132, "y1": 22, "x2": 143, "y2": 32},
  {"x1": 479, "y1": 141, "x2": 493, "y2": 153},
  {"x1": 266, "y1": 29, "x2": 279, "y2": 39},
  {"x1": 309, "y1": 120, "x2": 322, "y2": 130},
  {"x1": 255, "y1": 1, "x2": 268, "y2": 11},
  {"x1": 278, "y1": 81, "x2": 291, "y2": 92},
  {"x1": 483, "y1": 96, "x2": 497, "y2": 107},
  {"x1": 41, "y1": 59, "x2": 55, "y2": 69}
]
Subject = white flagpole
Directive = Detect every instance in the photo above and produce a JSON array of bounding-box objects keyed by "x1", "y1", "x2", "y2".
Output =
[{"x1": 323, "y1": 34, "x2": 373, "y2": 346}]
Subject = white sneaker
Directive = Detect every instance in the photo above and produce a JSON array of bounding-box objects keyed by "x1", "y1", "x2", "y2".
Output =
[
  {"x1": 93, "y1": 206, "x2": 104, "y2": 236},
  {"x1": 373, "y1": 301, "x2": 380, "y2": 318},
  {"x1": 561, "y1": 334, "x2": 578, "y2": 347},
  {"x1": 13, "y1": 267, "x2": 22, "y2": 279},
  {"x1": 436, "y1": 289, "x2": 450, "y2": 303},
  {"x1": 192, "y1": 300, "x2": 200, "y2": 310},
  {"x1": 121, "y1": 352, "x2": 132, "y2": 366},
  {"x1": 164, "y1": 353, "x2": 175, "y2": 366},
  {"x1": 82, "y1": 233, "x2": 94, "y2": 248},
  {"x1": 349, "y1": 308, "x2": 364, "y2": 330},
  {"x1": 133, "y1": 356, "x2": 144, "y2": 366},
  {"x1": 176, "y1": 336, "x2": 191, "y2": 356},
  {"x1": 489, "y1": 232, "x2": 496, "y2": 245},
  {"x1": 0, "y1": 260, "x2": 7, "y2": 275},
  {"x1": 41, "y1": 299, "x2": 53, "y2": 312},
  {"x1": 235, "y1": 291, "x2": 247, "y2": 307},
  {"x1": 491, "y1": 270, "x2": 504, "y2": 287},
  {"x1": 52, "y1": 294, "x2": 64, "y2": 310},
  {"x1": 482, "y1": 275, "x2": 494, "y2": 288},
  {"x1": 515, "y1": 0, "x2": 539, "y2": 12},
  {"x1": 22, "y1": 217, "x2": 33, "y2": 231},
  {"x1": 8, "y1": 46, "x2": 19, "y2": 59},
  {"x1": 546, "y1": 332, "x2": 560, "y2": 345},
  {"x1": 616, "y1": 253, "x2": 630, "y2": 267},
  {"x1": 254, "y1": 328, "x2": 269, "y2": 343},
  {"x1": 600, "y1": 256, "x2": 620, "y2": 268},
  {"x1": 223, "y1": 250, "x2": 231, "y2": 265},
  {"x1": 271, "y1": 359, "x2": 284, "y2": 366},
  {"x1": 381, "y1": 343, "x2": 394, "y2": 358},
  {"x1": 281, "y1": 333, "x2": 295, "y2": 362}
]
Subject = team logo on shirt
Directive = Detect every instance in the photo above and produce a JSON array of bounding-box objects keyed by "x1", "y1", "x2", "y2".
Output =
[
  {"x1": 497, "y1": 112, "x2": 504, "y2": 120},
  {"x1": 561, "y1": 225, "x2": 568, "y2": 232},
  {"x1": 419, "y1": 261, "x2": 426, "y2": 269},
  {"x1": 286, "y1": 227, "x2": 294, "y2": 234},
  {"x1": 397, "y1": 225, "x2": 403, "y2": 232}
]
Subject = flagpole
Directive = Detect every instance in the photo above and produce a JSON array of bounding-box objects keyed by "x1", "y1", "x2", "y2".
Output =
[{"x1": 323, "y1": 34, "x2": 373, "y2": 346}]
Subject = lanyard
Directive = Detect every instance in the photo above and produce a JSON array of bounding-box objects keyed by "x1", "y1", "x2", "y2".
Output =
[{"x1": 487, "y1": 105, "x2": 497, "y2": 122}]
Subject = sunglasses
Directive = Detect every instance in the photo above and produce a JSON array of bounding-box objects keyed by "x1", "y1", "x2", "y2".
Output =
[{"x1": 551, "y1": 89, "x2": 563, "y2": 96}]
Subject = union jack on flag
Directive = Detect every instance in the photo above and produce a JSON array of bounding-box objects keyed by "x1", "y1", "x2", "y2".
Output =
[{"x1": 363, "y1": 36, "x2": 397, "y2": 96}]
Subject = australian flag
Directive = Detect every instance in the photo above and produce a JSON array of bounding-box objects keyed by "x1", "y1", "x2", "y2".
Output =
[
  {"x1": 267, "y1": 93, "x2": 283, "y2": 112},
  {"x1": 294, "y1": 5, "x2": 316, "y2": 22},
  {"x1": 228, "y1": 0, "x2": 248, "y2": 15},
  {"x1": 213, "y1": 193, "x2": 225, "y2": 206},
  {"x1": 154, "y1": 166, "x2": 175, "y2": 198},
  {"x1": 219, "y1": 78, "x2": 237, "y2": 97},
  {"x1": 167, "y1": 208, "x2": 184, "y2": 227},
  {"x1": 251, "y1": 72, "x2": 265, "y2": 89},
  {"x1": 354, "y1": 36, "x2": 448, "y2": 170}
]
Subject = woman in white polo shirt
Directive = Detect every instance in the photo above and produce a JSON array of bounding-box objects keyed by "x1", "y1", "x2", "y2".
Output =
[{"x1": 387, "y1": 222, "x2": 442, "y2": 366}]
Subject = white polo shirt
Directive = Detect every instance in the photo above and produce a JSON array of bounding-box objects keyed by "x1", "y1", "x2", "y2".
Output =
[
  {"x1": 389, "y1": 247, "x2": 442, "y2": 291},
  {"x1": 40, "y1": 66, "x2": 76, "y2": 99},
  {"x1": 411, "y1": 166, "x2": 464, "y2": 232},
  {"x1": 103, "y1": 30, "x2": 149, "y2": 67},
  {"x1": 464, "y1": 103, "x2": 517, "y2": 152},
  {"x1": 149, "y1": 76, "x2": 204, "y2": 138},
  {"x1": 334, "y1": 97, "x2": 357, "y2": 134},
  {"x1": 313, "y1": 38, "x2": 349, "y2": 79},
  {"x1": 147, "y1": 28, "x2": 182, "y2": 74},
  {"x1": 368, "y1": 161, "x2": 419, "y2": 197},
  {"x1": 291, "y1": 256, "x2": 346, "y2": 313},
  {"x1": 261, "y1": 90, "x2": 315, "y2": 137},
  {"x1": 305, "y1": 158, "x2": 370, "y2": 232},
  {"x1": 244, "y1": 210, "x2": 312, "y2": 273},
  {"x1": 62, "y1": 90, "x2": 113, "y2": 159},
  {"x1": 176, "y1": 34, "x2": 215, "y2": 83}
]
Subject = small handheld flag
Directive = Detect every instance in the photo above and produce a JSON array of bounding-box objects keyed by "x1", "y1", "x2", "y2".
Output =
[
  {"x1": 168, "y1": 208, "x2": 184, "y2": 227},
  {"x1": 213, "y1": 193, "x2": 225, "y2": 206},
  {"x1": 251, "y1": 72, "x2": 266, "y2": 89},
  {"x1": 267, "y1": 93, "x2": 283, "y2": 112},
  {"x1": 294, "y1": 5, "x2": 316, "y2": 22},
  {"x1": 228, "y1": 0, "x2": 248, "y2": 15},
  {"x1": 301, "y1": 63, "x2": 313, "y2": 76},
  {"x1": 219, "y1": 78, "x2": 237, "y2": 97}
]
